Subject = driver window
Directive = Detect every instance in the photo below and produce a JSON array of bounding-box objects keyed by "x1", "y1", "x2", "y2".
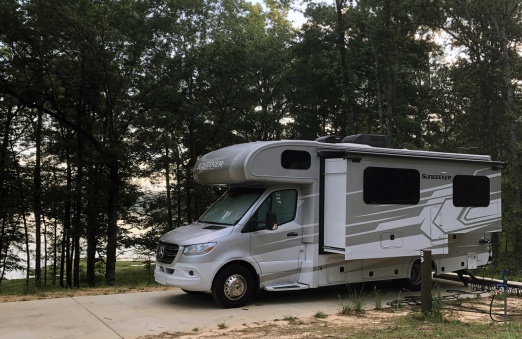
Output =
[{"x1": 250, "y1": 189, "x2": 297, "y2": 231}]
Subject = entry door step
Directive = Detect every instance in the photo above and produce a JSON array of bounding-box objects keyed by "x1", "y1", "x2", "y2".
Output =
[{"x1": 264, "y1": 283, "x2": 309, "y2": 291}]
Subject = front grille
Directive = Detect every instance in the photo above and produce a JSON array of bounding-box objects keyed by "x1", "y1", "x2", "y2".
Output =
[{"x1": 156, "y1": 241, "x2": 179, "y2": 264}]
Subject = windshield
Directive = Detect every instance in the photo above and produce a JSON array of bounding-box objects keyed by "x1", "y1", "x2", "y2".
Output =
[{"x1": 198, "y1": 187, "x2": 265, "y2": 225}]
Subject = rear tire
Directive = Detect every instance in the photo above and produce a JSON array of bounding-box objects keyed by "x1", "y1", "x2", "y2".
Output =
[
  {"x1": 402, "y1": 260, "x2": 422, "y2": 291},
  {"x1": 212, "y1": 264, "x2": 254, "y2": 308}
]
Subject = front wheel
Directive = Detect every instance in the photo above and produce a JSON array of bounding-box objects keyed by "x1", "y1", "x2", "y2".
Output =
[{"x1": 212, "y1": 264, "x2": 254, "y2": 308}]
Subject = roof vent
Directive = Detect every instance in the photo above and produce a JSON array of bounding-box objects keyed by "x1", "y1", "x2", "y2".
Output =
[
  {"x1": 315, "y1": 135, "x2": 343, "y2": 143},
  {"x1": 341, "y1": 134, "x2": 389, "y2": 148}
]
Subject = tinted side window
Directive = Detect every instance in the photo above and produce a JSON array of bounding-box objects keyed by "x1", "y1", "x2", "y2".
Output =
[
  {"x1": 364, "y1": 167, "x2": 420, "y2": 205},
  {"x1": 281, "y1": 150, "x2": 311, "y2": 170},
  {"x1": 453, "y1": 175, "x2": 490, "y2": 207}
]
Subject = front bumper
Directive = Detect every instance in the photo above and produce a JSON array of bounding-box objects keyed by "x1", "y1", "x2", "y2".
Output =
[{"x1": 154, "y1": 262, "x2": 219, "y2": 292}]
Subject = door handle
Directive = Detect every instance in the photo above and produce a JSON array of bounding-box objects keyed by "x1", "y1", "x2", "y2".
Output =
[{"x1": 287, "y1": 232, "x2": 299, "y2": 237}]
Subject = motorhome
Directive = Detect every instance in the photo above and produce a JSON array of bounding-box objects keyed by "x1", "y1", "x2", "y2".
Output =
[{"x1": 154, "y1": 135, "x2": 502, "y2": 308}]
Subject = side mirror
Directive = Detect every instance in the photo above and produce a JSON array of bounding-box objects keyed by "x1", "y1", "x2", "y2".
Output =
[{"x1": 266, "y1": 211, "x2": 278, "y2": 231}]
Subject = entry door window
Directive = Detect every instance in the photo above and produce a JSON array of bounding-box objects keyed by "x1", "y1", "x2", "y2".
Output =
[{"x1": 251, "y1": 190, "x2": 297, "y2": 231}]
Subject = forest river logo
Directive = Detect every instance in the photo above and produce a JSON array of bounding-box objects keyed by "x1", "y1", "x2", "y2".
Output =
[{"x1": 196, "y1": 161, "x2": 224, "y2": 172}]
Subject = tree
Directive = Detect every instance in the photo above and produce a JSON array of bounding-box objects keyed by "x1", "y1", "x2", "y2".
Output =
[
  {"x1": 441, "y1": 0, "x2": 522, "y2": 270},
  {"x1": 0, "y1": 0, "x2": 175, "y2": 285},
  {"x1": 288, "y1": 2, "x2": 346, "y2": 138}
]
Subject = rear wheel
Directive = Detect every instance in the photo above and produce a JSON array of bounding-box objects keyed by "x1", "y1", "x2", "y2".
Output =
[
  {"x1": 402, "y1": 260, "x2": 422, "y2": 291},
  {"x1": 212, "y1": 264, "x2": 254, "y2": 308}
]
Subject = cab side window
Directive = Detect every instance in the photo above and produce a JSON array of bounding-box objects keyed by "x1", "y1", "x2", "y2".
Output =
[{"x1": 249, "y1": 189, "x2": 297, "y2": 231}]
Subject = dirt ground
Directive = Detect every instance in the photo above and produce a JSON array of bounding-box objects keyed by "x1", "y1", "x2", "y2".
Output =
[
  {"x1": 138, "y1": 308, "x2": 411, "y2": 339},
  {"x1": 137, "y1": 295, "x2": 522, "y2": 339}
]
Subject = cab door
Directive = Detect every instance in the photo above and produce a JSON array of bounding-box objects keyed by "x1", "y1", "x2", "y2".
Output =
[{"x1": 247, "y1": 188, "x2": 302, "y2": 285}]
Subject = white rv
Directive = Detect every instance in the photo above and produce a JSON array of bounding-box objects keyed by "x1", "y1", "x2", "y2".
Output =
[{"x1": 154, "y1": 135, "x2": 502, "y2": 308}]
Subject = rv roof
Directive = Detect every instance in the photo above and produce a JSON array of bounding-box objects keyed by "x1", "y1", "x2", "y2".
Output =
[
  {"x1": 317, "y1": 141, "x2": 500, "y2": 164},
  {"x1": 193, "y1": 139, "x2": 504, "y2": 185}
]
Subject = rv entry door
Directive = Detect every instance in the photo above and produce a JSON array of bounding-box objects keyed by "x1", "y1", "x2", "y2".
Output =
[{"x1": 248, "y1": 189, "x2": 302, "y2": 285}]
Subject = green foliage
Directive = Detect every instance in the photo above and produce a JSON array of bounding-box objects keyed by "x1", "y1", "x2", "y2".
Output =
[
  {"x1": 338, "y1": 285, "x2": 366, "y2": 315},
  {"x1": 372, "y1": 286, "x2": 382, "y2": 310},
  {"x1": 314, "y1": 311, "x2": 328, "y2": 319},
  {"x1": 418, "y1": 291, "x2": 445, "y2": 323},
  {"x1": 339, "y1": 313, "x2": 522, "y2": 338}
]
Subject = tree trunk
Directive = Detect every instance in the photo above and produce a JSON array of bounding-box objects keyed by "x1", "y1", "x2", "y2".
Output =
[
  {"x1": 384, "y1": 0, "x2": 395, "y2": 145},
  {"x1": 165, "y1": 144, "x2": 173, "y2": 229},
  {"x1": 502, "y1": 32, "x2": 521, "y2": 271},
  {"x1": 105, "y1": 158, "x2": 120, "y2": 285},
  {"x1": 0, "y1": 110, "x2": 11, "y2": 280},
  {"x1": 33, "y1": 109, "x2": 43, "y2": 287},
  {"x1": 0, "y1": 219, "x2": 6, "y2": 284},
  {"x1": 59, "y1": 222, "x2": 66, "y2": 288},
  {"x1": 43, "y1": 218, "x2": 47, "y2": 286},
  {"x1": 63, "y1": 145, "x2": 73, "y2": 288},
  {"x1": 335, "y1": 0, "x2": 354, "y2": 135},
  {"x1": 86, "y1": 166, "x2": 99, "y2": 287},
  {"x1": 23, "y1": 210, "x2": 30, "y2": 287},
  {"x1": 73, "y1": 231, "x2": 80, "y2": 287},
  {"x1": 368, "y1": 30, "x2": 384, "y2": 134},
  {"x1": 73, "y1": 129, "x2": 84, "y2": 288},
  {"x1": 492, "y1": 4, "x2": 521, "y2": 271},
  {"x1": 53, "y1": 218, "x2": 57, "y2": 286},
  {"x1": 176, "y1": 160, "x2": 182, "y2": 227},
  {"x1": 185, "y1": 165, "x2": 193, "y2": 223},
  {"x1": 0, "y1": 107, "x2": 13, "y2": 191}
]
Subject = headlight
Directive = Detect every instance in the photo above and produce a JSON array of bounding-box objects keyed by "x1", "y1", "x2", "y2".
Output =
[{"x1": 183, "y1": 242, "x2": 217, "y2": 256}]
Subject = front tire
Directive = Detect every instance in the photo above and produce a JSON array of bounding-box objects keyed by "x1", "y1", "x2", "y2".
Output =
[{"x1": 212, "y1": 264, "x2": 254, "y2": 308}]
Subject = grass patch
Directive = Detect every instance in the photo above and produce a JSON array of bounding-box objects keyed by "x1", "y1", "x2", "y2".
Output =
[
  {"x1": 345, "y1": 313, "x2": 522, "y2": 339},
  {"x1": 417, "y1": 291, "x2": 444, "y2": 323},
  {"x1": 373, "y1": 286, "x2": 382, "y2": 310},
  {"x1": 0, "y1": 261, "x2": 161, "y2": 301},
  {"x1": 283, "y1": 315, "x2": 298, "y2": 322},
  {"x1": 338, "y1": 285, "x2": 365, "y2": 315},
  {"x1": 314, "y1": 311, "x2": 328, "y2": 319}
]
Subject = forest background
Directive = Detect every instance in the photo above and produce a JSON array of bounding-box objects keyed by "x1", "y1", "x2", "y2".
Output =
[{"x1": 1, "y1": 0, "x2": 522, "y2": 290}]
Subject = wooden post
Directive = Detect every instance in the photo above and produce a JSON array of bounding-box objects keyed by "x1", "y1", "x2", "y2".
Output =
[{"x1": 421, "y1": 250, "x2": 432, "y2": 314}]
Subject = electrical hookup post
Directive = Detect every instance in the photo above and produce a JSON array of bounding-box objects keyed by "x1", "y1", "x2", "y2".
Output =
[
  {"x1": 421, "y1": 250, "x2": 432, "y2": 314},
  {"x1": 497, "y1": 269, "x2": 509, "y2": 322}
]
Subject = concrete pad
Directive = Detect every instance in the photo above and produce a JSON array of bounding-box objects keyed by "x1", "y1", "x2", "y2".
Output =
[
  {"x1": 0, "y1": 279, "x2": 488, "y2": 339},
  {"x1": 0, "y1": 297, "x2": 121, "y2": 339}
]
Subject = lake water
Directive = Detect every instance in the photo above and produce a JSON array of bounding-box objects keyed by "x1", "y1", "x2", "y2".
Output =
[{"x1": 2, "y1": 246, "x2": 153, "y2": 281}]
